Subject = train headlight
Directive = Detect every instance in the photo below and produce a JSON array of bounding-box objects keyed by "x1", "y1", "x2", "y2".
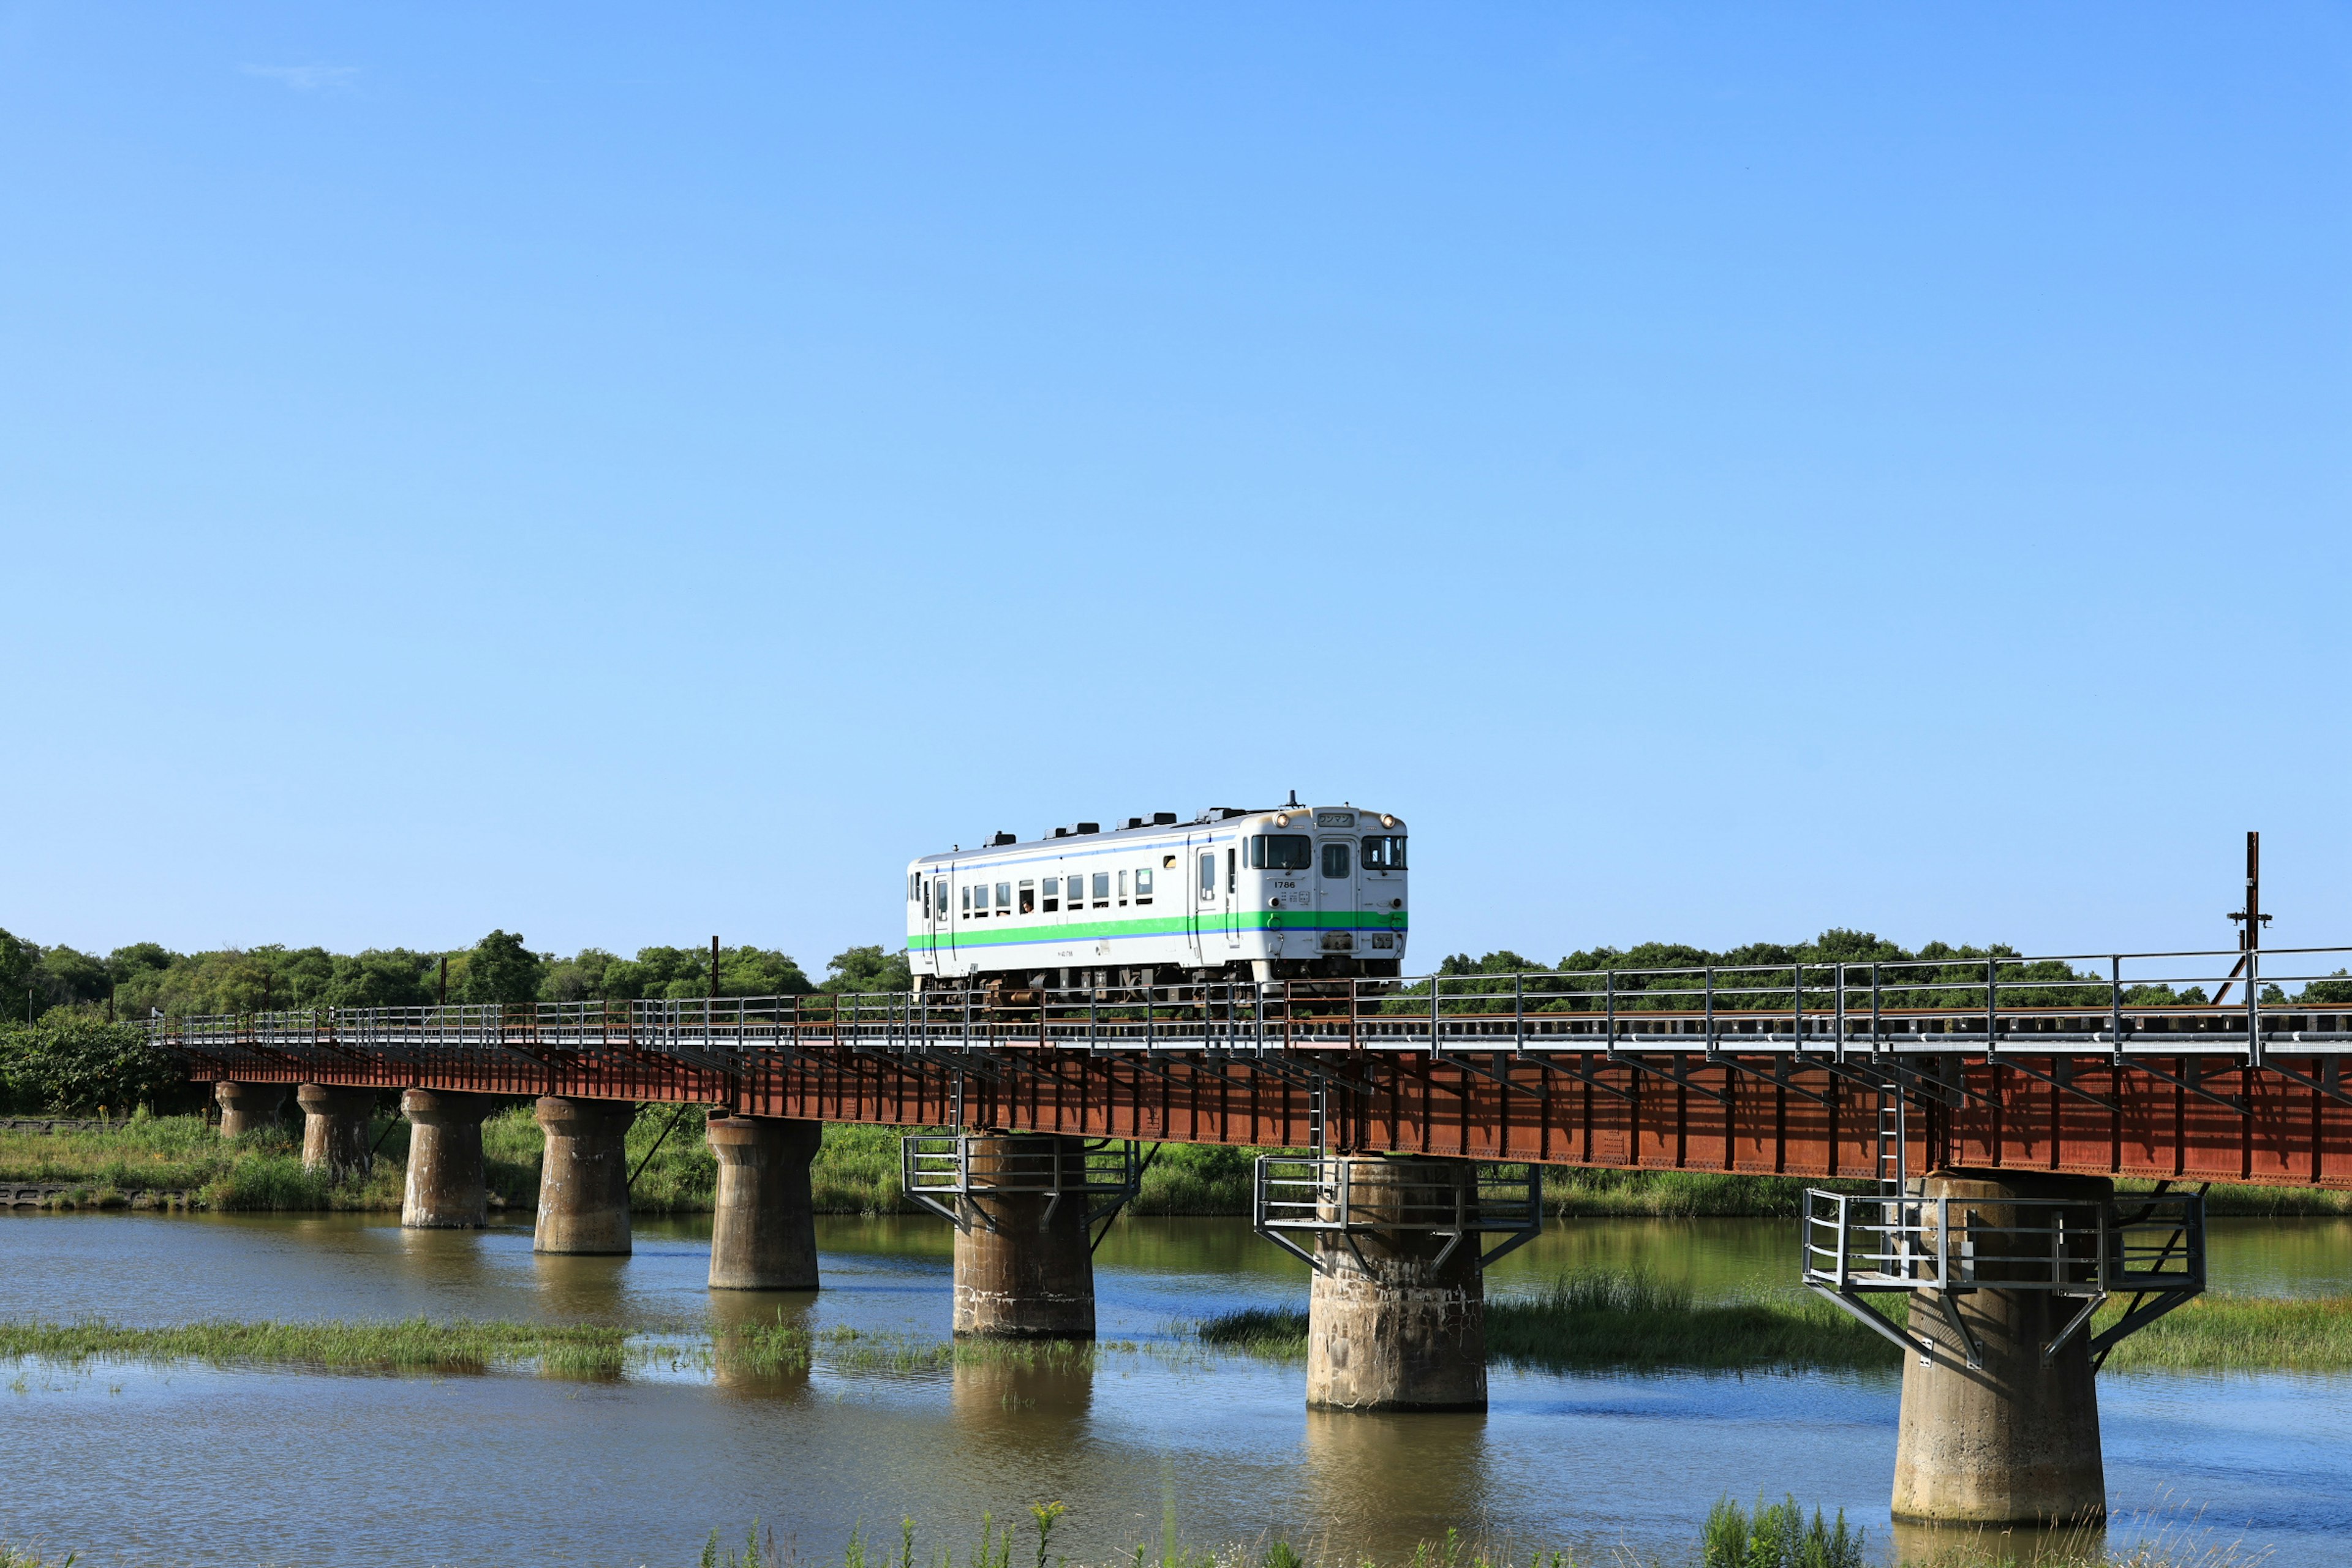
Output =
[
  {"x1": 1273, "y1": 813, "x2": 1291, "y2": 827},
  {"x1": 1380, "y1": 814, "x2": 1395, "y2": 827}
]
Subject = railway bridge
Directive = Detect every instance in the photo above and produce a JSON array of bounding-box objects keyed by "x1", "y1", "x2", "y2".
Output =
[{"x1": 151, "y1": 941, "x2": 2352, "y2": 1529}]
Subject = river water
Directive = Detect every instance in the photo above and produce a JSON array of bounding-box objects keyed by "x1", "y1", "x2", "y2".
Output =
[{"x1": 0, "y1": 1210, "x2": 2344, "y2": 1567}]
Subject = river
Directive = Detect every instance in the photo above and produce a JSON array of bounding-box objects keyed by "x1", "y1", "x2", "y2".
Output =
[{"x1": 0, "y1": 1210, "x2": 2344, "y2": 1567}]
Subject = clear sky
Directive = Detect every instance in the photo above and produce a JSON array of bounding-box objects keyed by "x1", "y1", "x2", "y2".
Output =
[{"x1": 5, "y1": 4, "x2": 2347, "y2": 971}]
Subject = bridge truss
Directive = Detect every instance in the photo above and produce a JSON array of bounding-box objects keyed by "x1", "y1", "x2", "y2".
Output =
[{"x1": 146, "y1": 944, "x2": 2352, "y2": 1189}]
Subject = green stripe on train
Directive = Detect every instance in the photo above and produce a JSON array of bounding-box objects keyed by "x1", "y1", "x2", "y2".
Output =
[{"x1": 906, "y1": 908, "x2": 1408, "y2": 953}]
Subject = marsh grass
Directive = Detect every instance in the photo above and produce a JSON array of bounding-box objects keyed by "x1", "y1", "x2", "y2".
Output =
[
  {"x1": 1197, "y1": 1275, "x2": 2352, "y2": 1375},
  {"x1": 0, "y1": 1317, "x2": 637, "y2": 1376}
]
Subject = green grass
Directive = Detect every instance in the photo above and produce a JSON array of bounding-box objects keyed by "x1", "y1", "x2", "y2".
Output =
[
  {"x1": 8, "y1": 1115, "x2": 2352, "y2": 1221},
  {"x1": 1197, "y1": 1273, "x2": 2352, "y2": 1374},
  {"x1": 0, "y1": 1317, "x2": 639, "y2": 1376}
]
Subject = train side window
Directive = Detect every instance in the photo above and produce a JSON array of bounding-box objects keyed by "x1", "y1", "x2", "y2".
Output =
[
  {"x1": 960, "y1": 886, "x2": 971, "y2": 916},
  {"x1": 1135, "y1": 868, "x2": 1153, "y2": 905},
  {"x1": 1091, "y1": 872, "x2": 1110, "y2": 906},
  {"x1": 1042, "y1": 877, "x2": 1060, "y2": 913},
  {"x1": 996, "y1": 882, "x2": 1011, "y2": 910},
  {"x1": 1019, "y1": 881, "x2": 1036, "y2": 914},
  {"x1": 1198, "y1": 851, "x2": 1215, "y2": 899},
  {"x1": 1118, "y1": 870, "x2": 1128, "y2": 905},
  {"x1": 1322, "y1": 842, "x2": 1352, "y2": 878},
  {"x1": 1227, "y1": 846, "x2": 1236, "y2": 894}
]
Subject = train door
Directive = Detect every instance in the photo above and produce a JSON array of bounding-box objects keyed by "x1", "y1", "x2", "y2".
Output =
[
  {"x1": 1185, "y1": 834, "x2": 1210, "y2": 967},
  {"x1": 1221, "y1": 840, "x2": 1241, "y2": 949},
  {"x1": 937, "y1": 861, "x2": 958, "y2": 969},
  {"x1": 1319, "y1": 836, "x2": 1357, "y2": 959}
]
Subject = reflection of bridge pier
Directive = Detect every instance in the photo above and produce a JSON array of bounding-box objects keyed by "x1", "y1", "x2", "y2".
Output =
[
  {"x1": 1300, "y1": 1406, "x2": 1489, "y2": 1553},
  {"x1": 949, "y1": 1348, "x2": 1094, "y2": 1439},
  {"x1": 707, "y1": 1287, "x2": 815, "y2": 1399}
]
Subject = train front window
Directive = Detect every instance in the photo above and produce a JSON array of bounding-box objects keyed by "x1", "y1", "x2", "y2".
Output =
[
  {"x1": 1362, "y1": 835, "x2": 1408, "y2": 870},
  {"x1": 1321, "y1": 841, "x2": 1352, "y2": 878},
  {"x1": 1247, "y1": 834, "x2": 1313, "y2": 871}
]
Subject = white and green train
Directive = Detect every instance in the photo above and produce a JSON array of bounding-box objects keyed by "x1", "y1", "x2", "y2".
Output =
[{"x1": 905, "y1": 802, "x2": 1408, "y2": 987}]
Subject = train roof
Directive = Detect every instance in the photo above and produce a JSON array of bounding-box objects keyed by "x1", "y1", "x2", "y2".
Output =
[{"x1": 908, "y1": 805, "x2": 1403, "y2": 867}]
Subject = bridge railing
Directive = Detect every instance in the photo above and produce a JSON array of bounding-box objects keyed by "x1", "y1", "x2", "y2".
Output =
[{"x1": 140, "y1": 943, "x2": 2352, "y2": 1068}]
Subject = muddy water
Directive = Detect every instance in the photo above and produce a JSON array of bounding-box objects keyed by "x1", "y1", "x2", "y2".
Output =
[{"x1": 0, "y1": 1211, "x2": 2343, "y2": 1567}]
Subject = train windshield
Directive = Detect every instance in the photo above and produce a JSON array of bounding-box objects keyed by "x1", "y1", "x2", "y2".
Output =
[
  {"x1": 1246, "y1": 834, "x2": 1313, "y2": 870},
  {"x1": 1362, "y1": 835, "x2": 1408, "y2": 870}
]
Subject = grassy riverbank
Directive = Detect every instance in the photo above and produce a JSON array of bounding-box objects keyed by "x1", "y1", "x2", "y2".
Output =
[
  {"x1": 1199, "y1": 1272, "x2": 2352, "y2": 1374},
  {"x1": 1, "y1": 1497, "x2": 2261, "y2": 1568},
  {"x1": 6, "y1": 1113, "x2": 2351, "y2": 1220}
]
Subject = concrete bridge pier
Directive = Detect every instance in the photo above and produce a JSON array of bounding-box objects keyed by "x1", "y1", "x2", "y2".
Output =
[
  {"x1": 706, "y1": 1112, "x2": 822, "y2": 1290},
  {"x1": 1892, "y1": 1170, "x2": 2111, "y2": 1526},
  {"x1": 1306, "y1": 1156, "x2": 1487, "y2": 1412},
  {"x1": 399, "y1": 1089, "x2": 497, "y2": 1228},
  {"x1": 952, "y1": 1134, "x2": 1096, "y2": 1339},
  {"x1": 213, "y1": 1081, "x2": 285, "y2": 1138},
  {"x1": 533, "y1": 1096, "x2": 637, "y2": 1255},
  {"x1": 296, "y1": 1084, "x2": 375, "y2": 1177}
]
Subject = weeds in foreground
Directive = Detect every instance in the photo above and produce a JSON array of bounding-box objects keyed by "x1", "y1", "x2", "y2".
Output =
[{"x1": 1700, "y1": 1495, "x2": 1863, "y2": 1568}]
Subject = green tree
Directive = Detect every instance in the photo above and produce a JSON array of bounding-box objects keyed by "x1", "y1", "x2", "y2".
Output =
[
  {"x1": 0, "y1": 1012, "x2": 182, "y2": 1114},
  {"x1": 325, "y1": 949, "x2": 437, "y2": 1009},
  {"x1": 822, "y1": 946, "x2": 911, "y2": 993},
  {"x1": 458, "y1": 930, "x2": 545, "y2": 1008}
]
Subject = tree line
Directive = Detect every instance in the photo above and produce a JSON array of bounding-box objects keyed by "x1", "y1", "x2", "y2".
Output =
[{"x1": 0, "y1": 927, "x2": 913, "y2": 1023}]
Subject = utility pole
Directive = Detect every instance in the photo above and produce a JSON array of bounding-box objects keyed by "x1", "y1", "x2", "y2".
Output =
[
  {"x1": 2215, "y1": 831, "x2": 2272, "y2": 1006},
  {"x1": 438, "y1": 956, "x2": 448, "y2": 1008}
]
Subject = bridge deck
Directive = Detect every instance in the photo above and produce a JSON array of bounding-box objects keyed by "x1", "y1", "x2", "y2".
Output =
[{"x1": 146, "y1": 950, "x2": 2352, "y2": 1189}]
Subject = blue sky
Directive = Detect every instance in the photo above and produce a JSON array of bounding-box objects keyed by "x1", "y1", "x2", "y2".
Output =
[{"x1": 4, "y1": 4, "x2": 2347, "y2": 970}]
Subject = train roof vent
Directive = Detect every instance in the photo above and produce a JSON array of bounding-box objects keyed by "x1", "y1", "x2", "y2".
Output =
[
  {"x1": 1123, "y1": 816, "x2": 1146, "y2": 829},
  {"x1": 1152, "y1": 812, "x2": 1178, "y2": 826},
  {"x1": 1218, "y1": 807, "x2": 1250, "y2": 820},
  {"x1": 1058, "y1": 821, "x2": 1100, "y2": 836},
  {"x1": 989, "y1": 831, "x2": 1017, "y2": 847}
]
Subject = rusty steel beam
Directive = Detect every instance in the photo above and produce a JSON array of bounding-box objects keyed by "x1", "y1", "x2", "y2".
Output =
[{"x1": 176, "y1": 1044, "x2": 2352, "y2": 1190}]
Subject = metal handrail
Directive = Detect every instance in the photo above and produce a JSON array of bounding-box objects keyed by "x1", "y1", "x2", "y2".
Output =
[{"x1": 140, "y1": 943, "x2": 2352, "y2": 1071}]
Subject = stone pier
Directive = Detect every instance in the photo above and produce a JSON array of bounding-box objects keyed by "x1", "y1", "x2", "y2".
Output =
[
  {"x1": 706, "y1": 1113, "x2": 821, "y2": 1290},
  {"x1": 296, "y1": 1084, "x2": 375, "y2": 1177},
  {"x1": 213, "y1": 1081, "x2": 285, "y2": 1138},
  {"x1": 533, "y1": 1096, "x2": 637, "y2": 1256},
  {"x1": 1891, "y1": 1170, "x2": 2112, "y2": 1525},
  {"x1": 399, "y1": 1089, "x2": 497, "y2": 1229},
  {"x1": 1306, "y1": 1156, "x2": 1487, "y2": 1412},
  {"x1": 952, "y1": 1134, "x2": 1096, "y2": 1339}
]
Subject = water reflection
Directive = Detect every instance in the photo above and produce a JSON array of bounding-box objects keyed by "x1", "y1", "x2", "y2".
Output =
[
  {"x1": 529, "y1": 1248, "x2": 635, "y2": 1320},
  {"x1": 950, "y1": 1351, "x2": 1095, "y2": 1441},
  {"x1": 0, "y1": 1212, "x2": 2346, "y2": 1567},
  {"x1": 1887, "y1": 1516, "x2": 2105, "y2": 1567},
  {"x1": 1301, "y1": 1410, "x2": 1492, "y2": 1553},
  {"x1": 708, "y1": 1289, "x2": 816, "y2": 1400}
]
